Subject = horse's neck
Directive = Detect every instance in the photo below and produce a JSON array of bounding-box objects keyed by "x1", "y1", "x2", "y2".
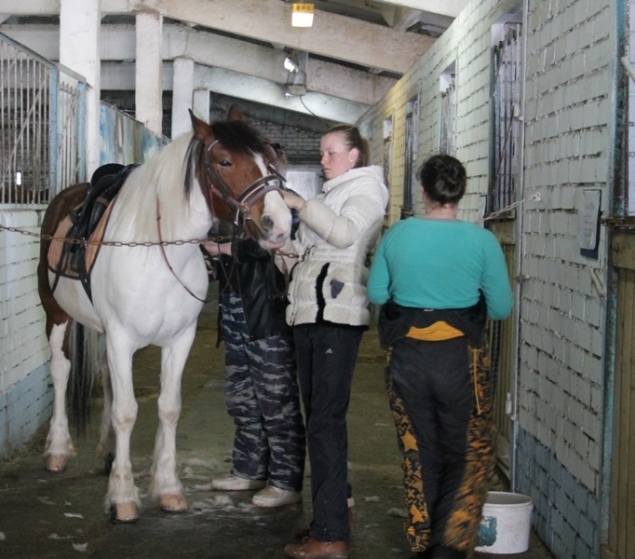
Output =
[{"x1": 107, "y1": 138, "x2": 212, "y2": 244}]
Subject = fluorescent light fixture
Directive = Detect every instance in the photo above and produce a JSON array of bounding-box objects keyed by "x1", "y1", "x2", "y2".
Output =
[
  {"x1": 292, "y1": 3, "x2": 314, "y2": 27},
  {"x1": 15, "y1": 171, "x2": 22, "y2": 186}
]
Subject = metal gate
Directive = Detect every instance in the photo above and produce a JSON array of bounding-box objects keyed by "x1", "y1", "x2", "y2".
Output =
[
  {"x1": 603, "y1": 231, "x2": 635, "y2": 559},
  {"x1": 488, "y1": 220, "x2": 516, "y2": 474},
  {"x1": 0, "y1": 31, "x2": 85, "y2": 205},
  {"x1": 488, "y1": 20, "x2": 522, "y2": 475}
]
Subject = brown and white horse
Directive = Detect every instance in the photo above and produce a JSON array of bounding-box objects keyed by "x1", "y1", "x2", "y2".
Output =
[{"x1": 37, "y1": 113, "x2": 291, "y2": 522}]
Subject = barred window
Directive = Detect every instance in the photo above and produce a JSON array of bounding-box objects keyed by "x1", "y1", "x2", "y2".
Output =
[
  {"x1": 402, "y1": 95, "x2": 419, "y2": 218},
  {"x1": 440, "y1": 64, "x2": 456, "y2": 156},
  {"x1": 490, "y1": 23, "x2": 522, "y2": 214}
]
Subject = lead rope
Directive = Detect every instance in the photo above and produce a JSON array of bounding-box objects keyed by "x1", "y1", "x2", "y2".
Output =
[{"x1": 156, "y1": 198, "x2": 211, "y2": 304}]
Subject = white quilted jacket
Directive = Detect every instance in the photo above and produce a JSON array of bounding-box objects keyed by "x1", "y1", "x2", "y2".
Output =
[{"x1": 280, "y1": 165, "x2": 389, "y2": 327}]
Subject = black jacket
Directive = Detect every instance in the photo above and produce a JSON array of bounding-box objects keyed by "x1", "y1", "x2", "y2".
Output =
[{"x1": 216, "y1": 238, "x2": 290, "y2": 344}]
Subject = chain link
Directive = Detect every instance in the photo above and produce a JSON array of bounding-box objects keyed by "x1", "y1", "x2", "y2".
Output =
[
  {"x1": 1, "y1": 192, "x2": 543, "y2": 245},
  {"x1": 478, "y1": 192, "x2": 541, "y2": 224},
  {"x1": 0, "y1": 223, "x2": 231, "y2": 247}
]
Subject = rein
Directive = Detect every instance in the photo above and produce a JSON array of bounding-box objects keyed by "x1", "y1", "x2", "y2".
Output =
[
  {"x1": 155, "y1": 138, "x2": 286, "y2": 304},
  {"x1": 156, "y1": 198, "x2": 210, "y2": 303}
]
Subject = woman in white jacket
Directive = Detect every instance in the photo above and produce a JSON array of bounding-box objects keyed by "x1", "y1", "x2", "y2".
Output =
[{"x1": 278, "y1": 125, "x2": 389, "y2": 559}]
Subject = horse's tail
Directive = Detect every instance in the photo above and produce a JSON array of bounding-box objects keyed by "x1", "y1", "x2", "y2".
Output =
[{"x1": 67, "y1": 321, "x2": 100, "y2": 434}]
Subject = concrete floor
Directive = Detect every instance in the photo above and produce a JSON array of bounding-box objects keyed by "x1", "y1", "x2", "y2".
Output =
[{"x1": 0, "y1": 286, "x2": 556, "y2": 559}]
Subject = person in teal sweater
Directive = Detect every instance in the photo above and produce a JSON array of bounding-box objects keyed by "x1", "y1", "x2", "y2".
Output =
[{"x1": 367, "y1": 154, "x2": 512, "y2": 559}]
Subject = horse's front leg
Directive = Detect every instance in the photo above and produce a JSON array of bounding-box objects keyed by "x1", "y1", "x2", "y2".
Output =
[
  {"x1": 44, "y1": 321, "x2": 75, "y2": 472},
  {"x1": 104, "y1": 336, "x2": 140, "y2": 522},
  {"x1": 95, "y1": 343, "x2": 115, "y2": 474},
  {"x1": 150, "y1": 326, "x2": 197, "y2": 513}
]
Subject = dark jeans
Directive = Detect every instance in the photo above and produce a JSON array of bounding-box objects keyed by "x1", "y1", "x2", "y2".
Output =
[
  {"x1": 293, "y1": 324, "x2": 364, "y2": 543},
  {"x1": 389, "y1": 336, "x2": 473, "y2": 548}
]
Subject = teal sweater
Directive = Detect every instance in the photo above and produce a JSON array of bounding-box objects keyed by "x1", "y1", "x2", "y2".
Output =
[{"x1": 367, "y1": 218, "x2": 513, "y2": 320}]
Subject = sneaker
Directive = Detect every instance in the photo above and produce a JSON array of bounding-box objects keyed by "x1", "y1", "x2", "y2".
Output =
[
  {"x1": 252, "y1": 485, "x2": 302, "y2": 508},
  {"x1": 211, "y1": 474, "x2": 266, "y2": 491}
]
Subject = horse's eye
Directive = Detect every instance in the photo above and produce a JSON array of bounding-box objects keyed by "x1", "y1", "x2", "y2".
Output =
[{"x1": 218, "y1": 159, "x2": 232, "y2": 167}]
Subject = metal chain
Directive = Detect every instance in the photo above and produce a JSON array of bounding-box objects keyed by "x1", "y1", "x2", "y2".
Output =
[
  {"x1": 0, "y1": 223, "x2": 231, "y2": 247},
  {"x1": 478, "y1": 192, "x2": 541, "y2": 224},
  {"x1": 1, "y1": 192, "x2": 543, "y2": 245}
]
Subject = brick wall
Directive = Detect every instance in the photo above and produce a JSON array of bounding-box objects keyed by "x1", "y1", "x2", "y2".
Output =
[
  {"x1": 0, "y1": 209, "x2": 52, "y2": 460},
  {"x1": 357, "y1": 1, "x2": 617, "y2": 558}
]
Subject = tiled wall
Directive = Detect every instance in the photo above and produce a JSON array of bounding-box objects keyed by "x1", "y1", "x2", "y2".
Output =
[
  {"x1": 0, "y1": 210, "x2": 51, "y2": 460},
  {"x1": 357, "y1": 1, "x2": 617, "y2": 558}
]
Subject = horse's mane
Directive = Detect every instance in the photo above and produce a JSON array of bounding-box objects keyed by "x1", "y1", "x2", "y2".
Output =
[
  {"x1": 110, "y1": 133, "x2": 198, "y2": 242},
  {"x1": 111, "y1": 121, "x2": 269, "y2": 243}
]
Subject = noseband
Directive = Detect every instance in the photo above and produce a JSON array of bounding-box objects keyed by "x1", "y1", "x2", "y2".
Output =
[{"x1": 202, "y1": 140, "x2": 284, "y2": 236}]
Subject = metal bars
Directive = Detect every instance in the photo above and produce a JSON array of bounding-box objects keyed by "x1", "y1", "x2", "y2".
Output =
[
  {"x1": 440, "y1": 80, "x2": 456, "y2": 156},
  {"x1": 0, "y1": 32, "x2": 85, "y2": 205},
  {"x1": 491, "y1": 24, "x2": 522, "y2": 213}
]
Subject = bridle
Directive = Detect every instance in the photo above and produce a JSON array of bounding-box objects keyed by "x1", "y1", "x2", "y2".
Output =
[{"x1": 201, "y1": 139, "x2": 285, "y2": 238}]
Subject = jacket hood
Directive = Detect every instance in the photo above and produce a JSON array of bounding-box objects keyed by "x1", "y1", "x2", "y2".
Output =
[{"x1": 322, "y1": 165, "x2": 385, "y2": 193}]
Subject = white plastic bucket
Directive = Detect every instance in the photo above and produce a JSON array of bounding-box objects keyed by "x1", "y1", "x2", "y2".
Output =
[{"x1": 475, "y1": 491, "x2": 533, "y2": 554}]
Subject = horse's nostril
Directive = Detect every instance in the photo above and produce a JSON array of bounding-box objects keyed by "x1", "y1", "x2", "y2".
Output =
[{"x1": 261, "y1": 215, "x2": 273, "y2": 232}]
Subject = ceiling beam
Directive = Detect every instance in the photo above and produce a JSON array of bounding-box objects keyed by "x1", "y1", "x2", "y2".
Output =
[
  {"x1": 370, "y1": 0, "x2": 469, "y2": 19},
  {"x1": 1, "y1": 23, "x2": 395, "y2": 106},
  {"x1": 0, "y1": 0, "x2": 434, "y2": 74},
  {"x1": 101, "y1": 61, "x2": 369, "y2": 124}
]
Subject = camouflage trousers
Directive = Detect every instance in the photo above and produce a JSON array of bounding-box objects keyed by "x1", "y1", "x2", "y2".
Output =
[
  {"x1": 220, "y1": 293, "x2": 306, "y2": 491},
  {"x1": 385, "y1": 334, "x2": 495, "y2": 555}
]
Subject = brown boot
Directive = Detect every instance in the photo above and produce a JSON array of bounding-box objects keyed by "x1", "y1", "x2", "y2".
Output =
[
  {"x1": 295, "y1": 507, "x2": 354, "y2": 540},
  {"x1": 284, "y1": 537, "x2": 349, "y2": 559}
]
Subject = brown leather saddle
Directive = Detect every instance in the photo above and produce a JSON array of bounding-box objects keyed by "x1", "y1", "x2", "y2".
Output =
[{"x1": 47, "y1": 163, "x2": 138, "y2": 301}]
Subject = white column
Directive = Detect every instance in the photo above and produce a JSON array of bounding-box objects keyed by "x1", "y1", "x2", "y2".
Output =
[
  {"x1": 135, "y1": 11, "x2": 163, "y2": 137},
  {"x1": 59, "y1": 0, "x2": 101, "y2": 177},
  {"x1": 171, "y1": 57, "x2": 195, "y2": 139},
  {"x1": 192, "y1": 89, "x2": 210, "y2": 124}
]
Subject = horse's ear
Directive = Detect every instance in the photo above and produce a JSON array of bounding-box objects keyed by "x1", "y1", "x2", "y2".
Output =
[
  {"x1": 189, "y1": 109, "x2": 214, "y2": 143},
  {"x1": 228, "y1": 105, "x2": 244, "y2": 121}
]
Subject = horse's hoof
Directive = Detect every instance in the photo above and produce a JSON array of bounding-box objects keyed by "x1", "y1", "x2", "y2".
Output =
[
  {"x1": 110, "y1": 502, "x2": 138, "y2": 524},
  {"x1": 46, "y1": 454, "x2": 68, "y2": 473},
  {"x1": 104, "y1": 453, "x2": 115, "y2": 476},
  {"x1": 159, "y1": 493, "x2": 188, "y2": 513}
]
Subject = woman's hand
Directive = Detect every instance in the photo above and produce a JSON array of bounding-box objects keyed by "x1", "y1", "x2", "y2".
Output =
[
  {"x1": 202, "y1": 241, "x2": 232, "y2": 256},
  {"x1": 282, "y1": 190, "x2": 306, "y2": 211}
]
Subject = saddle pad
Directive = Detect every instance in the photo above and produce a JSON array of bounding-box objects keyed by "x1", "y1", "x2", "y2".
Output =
[{"x1": 47, "y1": 197, "x2": 117, "y2": 278}]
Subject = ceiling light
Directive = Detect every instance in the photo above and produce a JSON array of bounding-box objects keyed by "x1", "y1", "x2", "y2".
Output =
[
  {"x1": 292, "y1": 3, "x2": 314, "y2": 27},
  {"x1": 284, "y1": 57, "x2": 299, "y2": 72}
]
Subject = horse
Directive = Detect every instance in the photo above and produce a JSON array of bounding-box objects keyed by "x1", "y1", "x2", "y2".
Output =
[{"x1": 36, "y1": 112, "x2": 292, "y2": 522}]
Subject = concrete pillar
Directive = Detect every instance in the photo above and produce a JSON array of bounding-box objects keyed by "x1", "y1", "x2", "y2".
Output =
[
  {"x1": 59, "y1": 0, "x2": 101, "y2": 177},
  {"x1": 171, "y1": 57, "x2": 195, "y2": 139},
  {"x1": 135, "y1": 11, "x2": 163, "y2": 137},
  {"x1": 192, "y1": 89, "x2": 210, "y2": 124}
]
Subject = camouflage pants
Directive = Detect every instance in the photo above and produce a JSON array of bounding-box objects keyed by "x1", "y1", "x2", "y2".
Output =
[
  {"x1": 220, "y1": 293, "x2": 306, "y2": 491},
  {"x1": 385, "y1": 334, "x2": 495, "y2": 555}
]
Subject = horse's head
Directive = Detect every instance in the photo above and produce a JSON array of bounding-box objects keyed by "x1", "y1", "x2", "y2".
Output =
[{"x1": 188, "y1": 112, "x2": 292, "y2": 244}]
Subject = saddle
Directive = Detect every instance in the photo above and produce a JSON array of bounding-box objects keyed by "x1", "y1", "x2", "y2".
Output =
[{"x1": 47, "y1": 163, "x2": 138, "y2": 301}]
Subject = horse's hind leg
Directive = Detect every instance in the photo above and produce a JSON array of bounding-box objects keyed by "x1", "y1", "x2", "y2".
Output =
[
  {"x1": 150, "y1": 326, "x2": 197, "y2": 513},
  {"x1": 44, "y1": 320, "x2": 74, "y2": 472},
  {"x1": 95, "y1": 343, "x2": 115, "y2": 474}
]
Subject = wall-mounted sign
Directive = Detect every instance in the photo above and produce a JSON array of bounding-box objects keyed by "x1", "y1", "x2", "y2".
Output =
[{"x1": 579, "y1": 188, "x2": 601, "y2": 259}]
